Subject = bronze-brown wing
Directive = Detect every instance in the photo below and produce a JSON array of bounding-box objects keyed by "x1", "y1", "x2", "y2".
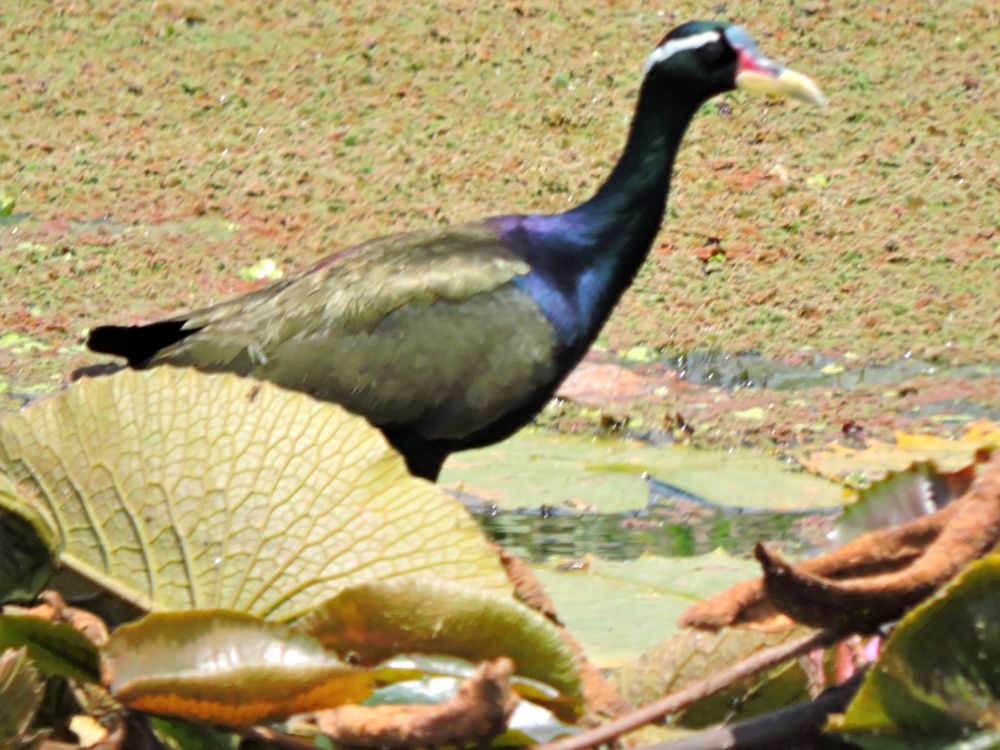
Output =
[{"x1": 141, "y1": 221, "x2": 557, "y2": 441}]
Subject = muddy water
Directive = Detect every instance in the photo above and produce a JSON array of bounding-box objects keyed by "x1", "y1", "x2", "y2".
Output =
[{"x1": 672, "y1": 350, "x2": 1000, "y2": 397}]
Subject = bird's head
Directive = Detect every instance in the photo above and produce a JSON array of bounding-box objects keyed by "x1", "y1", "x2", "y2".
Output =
[{"x1": 642, "y1": 21, "x2": 826, "y2": 107}]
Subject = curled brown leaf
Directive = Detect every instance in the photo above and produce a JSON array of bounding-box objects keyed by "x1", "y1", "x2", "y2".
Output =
[
  {"x1": 495, "y1": 544, "x2": 560, "y2": 623},
  {"x1": 681, "y1": 453, "x2": 1000, "y2": 631},
  {"x1": 32, "y1": 591, "x2": 110, "y2": 647},
  {"x1": 494, "y1": 545, "x2": 628, "y2": 720},
  {"x1": 316, "y1": 657, "x2": 518, "y2": 748}
]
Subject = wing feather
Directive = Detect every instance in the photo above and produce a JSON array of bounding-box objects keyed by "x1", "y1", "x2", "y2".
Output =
[{"x1": 146, "y1": 220, "x2": 556, "y2": 440}]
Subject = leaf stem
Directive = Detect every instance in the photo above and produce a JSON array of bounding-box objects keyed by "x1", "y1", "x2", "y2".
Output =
[{"x1": 531, "y1": 627, "x2": 848, "y2": 750}]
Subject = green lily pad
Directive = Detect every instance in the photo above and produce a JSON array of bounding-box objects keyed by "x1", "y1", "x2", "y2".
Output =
[
  {"x1": 441, "y1": 431, "x2": 844, "y2": 514},
  {"x1": 296, "y1": 577, "x2": 582, "y2": 699},
  {"x1": 0, "y1": 368, "x2": 510, "y2": 620},
  {"x1": 0, "y1": 334, "x2": 48, "y2": 355},
  {"x1": 533, "y1": 550, "x2": 762, "y2": 666},
  {"x1": 102, "y1": 609, "x2": 371, "y2": 726},
  {"x1": 837, "y1": 553, "x2": 1000, "y2": 750},
  {"x1": 441, "y1": 432, "x2": 651, "y2": 513}
]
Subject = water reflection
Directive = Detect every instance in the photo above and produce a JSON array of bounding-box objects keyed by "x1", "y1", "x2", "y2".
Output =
[{"x1": 469, "y1": 486, "x2": 839, "y2": 564}]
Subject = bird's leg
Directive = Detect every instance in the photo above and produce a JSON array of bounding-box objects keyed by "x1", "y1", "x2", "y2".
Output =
[{"x1": 384, "y1": 432, "x2": 450, "y2": 482}]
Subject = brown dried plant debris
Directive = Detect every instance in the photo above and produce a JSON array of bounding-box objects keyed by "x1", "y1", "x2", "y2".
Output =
[
  {"x1": 495, "y1": 544, "x2": 561, "y2": 623},
  {"x1": 495, "y1": 544, "x2": 630, "y2": 720},
  {"x1": 680, "y1": 454, "x2": 1000, "y2": 631},
  {"x1": 315, "y1": 657, "x2": 518, "y2": 749},
  {"x1": 15, "y1": 590, "x2": 110, "y2": 647}
]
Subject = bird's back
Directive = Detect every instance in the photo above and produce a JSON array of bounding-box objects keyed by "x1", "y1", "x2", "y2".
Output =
[{"x1": 90, "y1": 219, "x2": 563, "y2": 446}]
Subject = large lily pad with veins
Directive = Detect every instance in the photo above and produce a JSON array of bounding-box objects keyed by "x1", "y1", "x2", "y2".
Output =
[{"x1": 0, "y1": 368, "x2": 510, "y2": 619}]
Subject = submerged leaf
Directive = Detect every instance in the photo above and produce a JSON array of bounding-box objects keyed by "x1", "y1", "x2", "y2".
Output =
[
  {"x1": 0, "y1": 647, "x2": 44, "y2": 748},
  {"x1": 297, "y1": 577, "x2": 582, "y2": 699},
  {"x1": 442, "y1": 432, "x2": 844, "y2": 513},
  {"x1": 838, "y1": 554, "x2": 1000, "y2": 750},
  {"x1": 534, "y1": 551, "x2": 762, "y2": 666},
  {"x1": 0, "y1": 368, "x2": 510, "y2": 620},
  {"x1": 101, "y1": 609, "x2": 371, "y2": 726},
  {"x1": 364, "y1": 674, "x2": 579, "y2": 746},
  {"x1": 374, "y1": 654, "x2": 575, "y2": 721}
]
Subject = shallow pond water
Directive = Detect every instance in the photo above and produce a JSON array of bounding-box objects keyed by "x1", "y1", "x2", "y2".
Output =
[
  {"x1": 668, "y1": 350, "x2": 1000, "y2": 395},
  {"x1": 453, "y1": 473, "x2": 840, "y2": 563}
]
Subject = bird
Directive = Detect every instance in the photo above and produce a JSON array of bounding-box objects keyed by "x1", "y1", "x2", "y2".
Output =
[{"x1": 86, "y1": 21, "x2": 824, "y2": 481}]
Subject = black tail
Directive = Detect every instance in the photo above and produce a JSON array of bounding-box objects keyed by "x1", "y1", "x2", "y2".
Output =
[{"x1": 87, "y1": 320, "x2": 195, "y2": 367}]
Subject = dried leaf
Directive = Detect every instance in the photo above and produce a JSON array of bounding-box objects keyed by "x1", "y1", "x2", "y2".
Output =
[
  {"x1": 799, "y1": 425, "x2": 997, "y2": 485},
  {"x1": 682, "y1": 457, "x2": 1000, "y2": 631},
  {"x1": 373, "y1": 654, "x2": 576, "y2": 721},
  {"x1": 317, "y1": 657, "x2": 517, "y2": 748},
  {"x1": 364, "y1": 671, "x2": 578, "y2": 745}
]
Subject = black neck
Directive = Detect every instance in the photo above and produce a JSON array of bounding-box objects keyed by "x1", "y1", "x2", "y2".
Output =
[{"x1": 559, "y1": 81, "x2": 702, "y2": 332}]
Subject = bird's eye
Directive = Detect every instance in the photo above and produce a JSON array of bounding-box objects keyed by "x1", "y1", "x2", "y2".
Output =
[{"x1": 698, "y1": 40, "x2": 725, "y2": 65}]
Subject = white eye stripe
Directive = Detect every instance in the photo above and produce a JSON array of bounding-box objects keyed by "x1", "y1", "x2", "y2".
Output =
[{"x1": 642, "y1": 30, "x2": 723, "y2": 75}]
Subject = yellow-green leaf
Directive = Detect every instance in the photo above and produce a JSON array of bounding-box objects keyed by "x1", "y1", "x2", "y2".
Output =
[
  {"x1": 838, "y1": 554, "x2": 1000, "y2": 750},
  {"x1": 297, "y1": 577, "x2": 582, "y2": 699},
  {"x1": 0, "y1": 647, "x2": 44, "y2": 749},
  {"x1": 0, "y1": 368, "x2": 510, "y2": 620},
  {"x1": 102, "y1": 610, "x2": 371, "y2": 726}
]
